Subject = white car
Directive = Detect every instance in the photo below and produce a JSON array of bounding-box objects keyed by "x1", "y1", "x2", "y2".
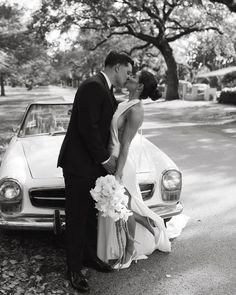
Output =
[{"x1": 0, "y1": 99, "x2": 183, "y2": 233}]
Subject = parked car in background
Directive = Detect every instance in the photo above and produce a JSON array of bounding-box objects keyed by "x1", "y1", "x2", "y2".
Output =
[
  {"x1": 0, "y1": 99, "x2": 183, "y2": 233},
  {"x1": 184, "y1": 83, "x2": 210, "y2": 101}
]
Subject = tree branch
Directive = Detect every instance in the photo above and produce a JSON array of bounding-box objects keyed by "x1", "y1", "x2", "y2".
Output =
[
  {"x1": 167, "y1": 26, "x2": 223, "y2": 42},
  {"x1": 128, "y1": 43, "x2": 152, "y2": 55},
  {"x1": 166, "y1": 19, "x2": 201, "y2": 31},
  {"x1": 122, "y1": 0, "x2": 140, "y2": 11},
  {"x1": 153, "y1": 1, "x2": 161, "y2": 16},
  {"x1": 142, "y1": 1, "x2": 161, "y2": 21},
  {"x1": 89, "y1": 31, "x2": 130, "y2": 50},
  {"x1": 163, "y1": 1, "x2": 176, "y2": 22}
]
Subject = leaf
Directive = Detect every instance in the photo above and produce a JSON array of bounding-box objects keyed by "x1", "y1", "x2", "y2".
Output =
[
  {"x1": 2, "y1": 260, "x2": 8, "y2": 266},
  {"x1": 35, "y1": 275, "x2": 43, "y2": 282},
  {"x1": 63, "y1": 281, "x2": 70, "y2": 288},
  {"x1": 15, "y1": 286, "x2": 24, "y2": 295},
  {"x1": 8, "y1": 271, "x2": 14, "y2": 277},
  {"x1": 34, "y1": 255, "x2": 44, "y2": 260}
]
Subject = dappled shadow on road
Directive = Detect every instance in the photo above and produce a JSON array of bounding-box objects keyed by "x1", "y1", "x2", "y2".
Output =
[
  {"x1": 128, "y1": 120, "x2": 236, "y2": 294},
  {"x1": 143, "y1": 118, "x2": 234, "y2": 233},
  {"x1": 90, "y1": 213, "x2": 236, "y2": 295},
  {"x1": 143, "y1": 100, "x2": 236, "y2": 127}
]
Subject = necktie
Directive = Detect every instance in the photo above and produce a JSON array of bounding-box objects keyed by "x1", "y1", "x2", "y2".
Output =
[{"x1": 110, "y1": 85, "x2": 118, "y2": 110}]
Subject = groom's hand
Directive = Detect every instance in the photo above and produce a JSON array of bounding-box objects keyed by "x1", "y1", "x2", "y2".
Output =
[{"x1": 102, "y1": 155, "x2": 117, "y2": 174}]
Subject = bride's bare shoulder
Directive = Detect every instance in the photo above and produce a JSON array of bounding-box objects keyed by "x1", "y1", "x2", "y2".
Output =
[{"x1": 126, "y1": 102, "x2": 144, "y2": 123}]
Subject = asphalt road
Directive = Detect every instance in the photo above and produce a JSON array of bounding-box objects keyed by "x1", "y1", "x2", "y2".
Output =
[{"x1": 90, "y1": 110, "x2": 236, "y2": 295}]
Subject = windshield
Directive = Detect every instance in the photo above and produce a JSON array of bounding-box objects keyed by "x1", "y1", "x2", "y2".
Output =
[{"x1": 19, "y1": 104, "x2": 72, "y2": 137}]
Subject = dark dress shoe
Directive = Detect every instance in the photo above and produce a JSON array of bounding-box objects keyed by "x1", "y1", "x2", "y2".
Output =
[
  {"x1": 83, "y1": 258, "x2": 113, "y2": 272},
  {"x1": 68, "y1": 270, "x2": 90, "y2": 293}
]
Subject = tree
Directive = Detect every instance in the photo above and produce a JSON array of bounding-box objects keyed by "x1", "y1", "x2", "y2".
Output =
[
  {"x1": 187, "y1": 31, "x2": 236, "y2": 72},
  {"x1": 209, "y1": 0, "x2": 236, "y2": 12},
  {"x1": 0, "y1": 2, "x2": 53, "y2": 94},
  {"x1": 51, "y1": 32, "x2": 165, "y2": 89},
  {"x1": 0, "y1": 50, "x2": 10, "y2": 95},
  {"x1": 0, "y1": 3, "x2": 22, "y2": 95},
  {"x1": 32, "y1": 0, "x2": 230, "y2": 100},
  {"x1": 222, "y1": 71, "x2": 236, "y2": 87}
]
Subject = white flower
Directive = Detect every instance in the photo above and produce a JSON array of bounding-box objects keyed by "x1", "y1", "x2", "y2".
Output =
[{"x1": 90, "y1": 175, "x2": 133, "y2": 222}]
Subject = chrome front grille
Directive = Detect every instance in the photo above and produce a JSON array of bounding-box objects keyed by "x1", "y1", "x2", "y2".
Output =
[
  {"x1": 29, "y1": 188, "x2": 65, "y2": 209},
  {"x1": 139, "y1": 183, "x2": 155, "y2": 201},
  {"x1": 29, "y1": 183, "x2": 155, "y2": 209}
]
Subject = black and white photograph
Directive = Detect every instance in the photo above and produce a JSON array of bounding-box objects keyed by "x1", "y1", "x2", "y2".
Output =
[{"x1": 0, "y1": 0, "x2": 236, "y2": 294}]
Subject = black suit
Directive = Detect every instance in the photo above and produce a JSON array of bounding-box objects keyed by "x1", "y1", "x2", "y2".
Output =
[{"x1": 58, "y1": 72, "x2": 118, "y2": 272}]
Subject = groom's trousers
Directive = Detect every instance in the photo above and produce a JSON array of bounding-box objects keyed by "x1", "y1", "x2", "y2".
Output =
[{"x1": 63, "y1": 172, "x2": 97, "y2": 272}]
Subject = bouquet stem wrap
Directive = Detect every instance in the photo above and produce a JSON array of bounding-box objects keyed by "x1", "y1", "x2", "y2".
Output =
[
  {"x1": 115, "y1": 220, "x2": 126, "y2": 267},
  {"x1": 114, "y1": 220, "x2": 138, "y2": 269}
]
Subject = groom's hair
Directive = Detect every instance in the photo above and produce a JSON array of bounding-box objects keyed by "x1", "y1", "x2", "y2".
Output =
[{"x1": 105, "y1": 51, "x2": 134, "y2": 68}]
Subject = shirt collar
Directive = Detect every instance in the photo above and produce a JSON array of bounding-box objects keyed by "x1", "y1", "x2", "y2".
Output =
[{"x1": 100, "y1": 71, "x2": 112, "y2": 90}]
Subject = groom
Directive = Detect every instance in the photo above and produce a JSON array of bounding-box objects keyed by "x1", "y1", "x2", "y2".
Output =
[{"x1": 58, "y1": 51, "x2": 133, "y2": 292}]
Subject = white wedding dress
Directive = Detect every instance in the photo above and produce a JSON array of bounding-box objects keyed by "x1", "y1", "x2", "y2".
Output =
[{"x1": 97, "y1": 99, "x2": 185, "y2": 264}]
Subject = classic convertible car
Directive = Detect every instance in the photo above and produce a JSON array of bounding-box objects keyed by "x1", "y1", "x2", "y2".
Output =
[{"x1": 0, "y1": 99, "x2": 183, "y2": 233}]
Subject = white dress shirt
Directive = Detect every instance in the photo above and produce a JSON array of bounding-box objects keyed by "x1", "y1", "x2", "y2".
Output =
[
  {"x1": 100, "y1": 71, "x2": 112, "y2": 90},
  {"x1": 100, "y1": 71, "x2": 112, "y2": 165}
]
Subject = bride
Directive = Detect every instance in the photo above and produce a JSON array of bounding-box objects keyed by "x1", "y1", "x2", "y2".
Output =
[{"x1": 97, "y1": 70, "x2": 171, "y2": 269}]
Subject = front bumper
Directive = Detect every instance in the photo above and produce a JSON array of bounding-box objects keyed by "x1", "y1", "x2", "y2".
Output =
[
  {"x1": 0, "y1": 202, "x2": 183, "y2": 232},
  {"x1": 149, "y1": 201, "x2": 183, "y2": 219},
  {"x1": 0, "y1": 211, "x2": 65, "y2": 234}
]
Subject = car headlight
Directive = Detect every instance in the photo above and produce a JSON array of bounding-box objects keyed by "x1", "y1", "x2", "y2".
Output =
[
  {"x1": 0, "y1": 179, "x2": 22, "y2": 201},
  {"x1": 162, "y1": 170, "x2": 182, "y2": 190},
  {"x1": 161, "y1": 170, "x2": 182, "y2": 201},
  {"x1": 0, "y1": 179, "x2": 23, "y2": 214}
]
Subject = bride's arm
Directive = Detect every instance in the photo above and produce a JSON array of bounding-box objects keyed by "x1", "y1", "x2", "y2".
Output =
[{"x1": 115, "y1": 106, "x2": 143, "y2": 181}]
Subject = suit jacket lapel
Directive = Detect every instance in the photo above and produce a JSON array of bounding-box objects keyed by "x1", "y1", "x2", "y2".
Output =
[{"x1": 97, "y1": 72, "x2": 118, "y2": 112}]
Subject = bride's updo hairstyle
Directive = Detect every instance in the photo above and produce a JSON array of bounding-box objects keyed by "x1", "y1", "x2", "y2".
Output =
[{"x1": 139, "y1": 70, "x2": 161, "y2": 100}]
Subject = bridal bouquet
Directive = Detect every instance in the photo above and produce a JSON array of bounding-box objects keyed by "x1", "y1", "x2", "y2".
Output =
[{"x1": 90, "y1": 175, "x2": 133, "y2": 222}]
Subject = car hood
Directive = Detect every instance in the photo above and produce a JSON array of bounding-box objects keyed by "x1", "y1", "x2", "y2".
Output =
[
  {"x1": 21, "y1": 136, "x2": 64, "y2": 179},
  {"x1": 20, "y1": 133, "x2": 178, "y2": 180}
]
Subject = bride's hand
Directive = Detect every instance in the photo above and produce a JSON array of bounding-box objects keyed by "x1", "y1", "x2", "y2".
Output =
[
  {"x1": 115, "y1": 171, "x2": 123, "y2": 183},
  {"x1": 102, "y1": 155, "x2": 117, "y2": 174}
]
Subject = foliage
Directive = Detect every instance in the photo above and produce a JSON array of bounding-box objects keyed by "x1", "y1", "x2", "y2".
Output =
[
  {"x1": 31, "y1": 0, "x2": 233, "y2": 100},
  {"x1": 221, "y1": 72, "x2": 236, "y2": 87},
  {"x1": 51, "y1": 33, "x2": 166, "y2": 87},
  {"x1": 0, "y1": 2, "x2": 55, "y2": 93},
  {"x1": 209, "y1": 0, "x2": 236, "y2": 12},
  {"x1": 218, "y1": 87, "x2": 236, "y2": 104},
  {"x1": 187, "y1": 29, "x2": 236, "y2": 72}
]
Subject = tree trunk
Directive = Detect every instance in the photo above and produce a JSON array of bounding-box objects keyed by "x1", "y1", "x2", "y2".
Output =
[
  {"x1": 0, "y1": 75, "x2": 5, "y2": 96},
  {"x1": 158, "y1": 41, "x2": 179, "y2": 100}
]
